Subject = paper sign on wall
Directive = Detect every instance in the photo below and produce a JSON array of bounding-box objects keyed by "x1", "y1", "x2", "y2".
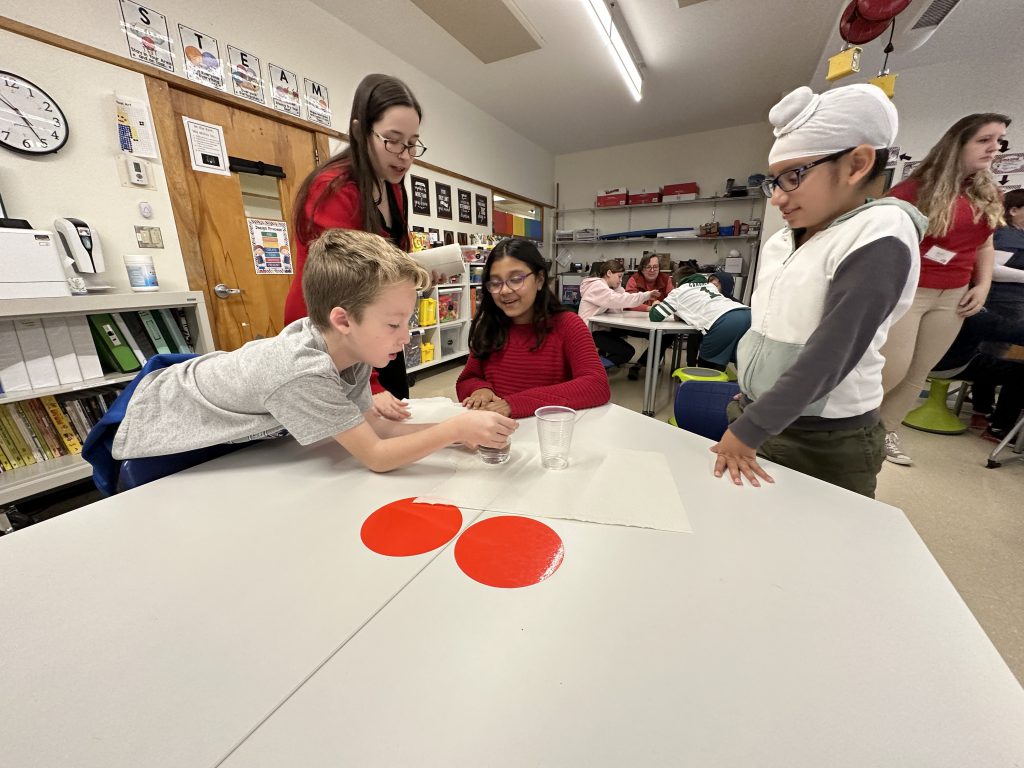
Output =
[
  {"x1": 436, "y1": 183, "x2": 452, "y2": 220},
  {"x1": 993, "y1": 153, "x2": 1024, "y2": 175},
  {"x1": 411, "y1": 175, "x2": 430, "y2": 216},
  {"x1": 181, "y1": 116, "x2": 230, "y2": 176},
  {"x1": 119, "y1": 0, "x2": 174, "y2": 72},
  {"x1": 178, "y1": 24, "x2": 225, "y2": 91},
  {"x1": 475, "y1": 193, "x2": 489, "y2": 226},
  {"x1": 304, "y1": 78, "x2": 331, "y2": 127},
  {"x1": 247, "y1": 219, "x2": 293, "y2": 275},
  {"x1": 116, "y1": 95, "x2": 159, "y2": 158},
  {"x1": 268, "y1": 64, "x2": 300, "y2": 117},
  {"x1": 458, "y1": 189, "x2": 472, "y2": 223},
  {"x1": 227, "y1": 45, "x2": 266, "y2": 105}
]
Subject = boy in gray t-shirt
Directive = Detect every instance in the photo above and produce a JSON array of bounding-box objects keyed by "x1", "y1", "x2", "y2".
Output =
[{"x1": 114, "y1": 230, "x2": 517, "y2": 472}]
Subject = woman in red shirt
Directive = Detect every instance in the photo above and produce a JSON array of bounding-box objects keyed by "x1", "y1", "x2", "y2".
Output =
[
  {"x1": 457, "y1": 238, "x2": 610, "y2": 418},
  {"x1": 284, "y1": 74, "x2": 425, "y2": 420},
  {"x1": 879, "y1": 113, "x2": 1010, "y2": 465},
  {"x1": 623, "y1": 253, "x2": 676, "y2": 380}
]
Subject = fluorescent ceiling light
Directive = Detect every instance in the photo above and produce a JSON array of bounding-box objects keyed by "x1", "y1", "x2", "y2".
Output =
[{"x1": 582, "y1": 0, "x2": 643, "y2": 101}]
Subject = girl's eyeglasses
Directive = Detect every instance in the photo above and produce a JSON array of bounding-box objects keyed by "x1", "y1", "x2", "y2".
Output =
[
  {"x1": 484, "y1": 271, "x2": 537, "y2": 293},
  {"x1": 371, "y1": 130, "x2": 427, "y2": 158},
  {"x1": 760, "y1": 147, "x2": 855, "y2": 197}
]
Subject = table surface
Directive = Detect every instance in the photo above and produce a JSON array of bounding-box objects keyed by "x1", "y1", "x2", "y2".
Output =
[
  {"x1": 586, "y1": 312, "x2": 694, "y2": 332},
  {"x1": 3, "y1": 405, "x2": 1023, "y2": 768}
]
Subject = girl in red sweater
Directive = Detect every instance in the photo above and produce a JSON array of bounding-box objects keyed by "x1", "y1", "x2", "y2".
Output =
[
  {"x1": 457, "y1": 239, "x2": 610, "y2": 418},
  {"x1": 285, "y1": 74, "x2": 425, "y2": 420}
]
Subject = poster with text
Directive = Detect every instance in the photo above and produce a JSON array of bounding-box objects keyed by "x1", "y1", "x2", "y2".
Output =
[
  {"x1": 182, "y1": 116, "x2": 230, "y2": 175},
  {"x1": 119, "y1": 0, "x2": 174, "y2": 73},
  {"x1": 304, "y1": 78, "x2": 331, "y2": 127},
  {"x1": 411, "y1": 175, "x2": 430, "y2": 216},
  {"x1": 900, "y1": 160, "x2": 920, "y2": 181},
  {"x1": 992, "y1": 153, "x2": 1024, "y2": 175},
  {"x1": 886, "y1": 146, "x2": 900, "y2": 167},
  {"x1": 178, "y1": 24, "x2": 224, "y2": 90},
  {"x1": 458, "y1": 189, "x2": 472, "y2": 223},
  {"x1": 247, "y1": 218, "x2": 293, "y2": 275},
  {"x1": 268, "y1": 63, "x2": 300, "y2": 117},
  {"x1": 227, "y1": 45, "x2": 265, "y2": 105},
  {"x1": 475, "y1": 193, "x2": 489, "y2": 226},
  {"x1": 436, "y1": 182, "x2": 452, "y2": 220}
]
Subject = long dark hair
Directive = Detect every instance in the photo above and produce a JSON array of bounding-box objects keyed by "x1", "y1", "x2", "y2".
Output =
[
  {"x1": 468, "y1": 238, "x2": 566, "y2": 358},
  {"x1": 293, "y1": 74, "x2": 422, "y2": 246}
]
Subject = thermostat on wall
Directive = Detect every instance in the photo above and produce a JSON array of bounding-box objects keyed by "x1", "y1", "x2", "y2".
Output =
[{"x1": 122, "y1": 155, "x2": 151, "y2": 187}]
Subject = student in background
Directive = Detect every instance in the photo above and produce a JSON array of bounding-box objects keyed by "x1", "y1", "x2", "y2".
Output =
[
  {"x1": 878, "y1": 113, "x2": 1010, "y2": 466},
  {"x1": 986, "y1": 189, "x2": 1024, "y2": 322},
  {"x1": 578, "y1": 259, "x2": 660, "y2": 366},
  {"x1": 457, "y1": 238, "x2": 610, "y2": 418},
  {"x1": 284, "y1": 73, "x2": 426, "y2": 420},
  {"x1": 713, "y1": 84, "x2": 925, "y2": 498},
  {"x1": 649, "y1": 270, "x2": 750, "y2": 370},
  {"x1": 114, "y1": 230, "x2": 515, "y2": 472},
  {"x1": 624, "y1": 253, "x2": 676, "y2": 380}
]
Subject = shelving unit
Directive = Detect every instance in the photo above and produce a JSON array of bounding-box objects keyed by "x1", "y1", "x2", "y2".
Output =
[
  {"x1": 406, "y1": 258, "x2": 476, "y2": 375},
  {"x1": 0, "y1": 290, "x2": 214, "y2": 505}
]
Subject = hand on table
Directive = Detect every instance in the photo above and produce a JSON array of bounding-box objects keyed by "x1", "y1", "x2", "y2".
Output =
[
  {"x1": 371, "y1": 391, "x2": 411, "y2": 421},
  {"x1": 956, "y1": 285, "x2": 989, "y2": 317},
  {"x1": 710, "y1": 428, "x2": 774, "y2": 488},
  {"x1": 453, "y1": 410, "x2": 518, "y2": 450},
  {"x1": 482, "y1": 398, "x2": 512, "y2": 417},
  {"x1": 462, "y1": 388, "x2": 497, "y2": 409}
]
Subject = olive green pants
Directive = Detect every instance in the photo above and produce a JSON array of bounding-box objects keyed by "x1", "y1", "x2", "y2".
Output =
[{"x1": 728, "y1": 401, "x2": 886, "y2": 498}]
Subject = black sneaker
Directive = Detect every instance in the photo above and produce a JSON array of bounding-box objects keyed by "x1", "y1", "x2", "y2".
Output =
[{"x1": 628, "y1": 365, "x2": 641, "y2": 381}]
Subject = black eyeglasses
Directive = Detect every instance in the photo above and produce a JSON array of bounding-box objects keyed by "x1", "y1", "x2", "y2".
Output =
[
  {"x1": 484, "y1": 271, "x2": 538, "y2": 293},
  {"x1": 371, "y1": 130, "x2": 427, "y2": 158},
  {"x1": 761, "y1": 147, "x2": 856, "y2": 197}
]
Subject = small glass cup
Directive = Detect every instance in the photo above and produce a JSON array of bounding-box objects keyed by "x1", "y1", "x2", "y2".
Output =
[
  {"x1": 478, "y1": 437, "x2": 511, "y2": 465},
  {"x1": 535, "y1": 406, "x2": 577, "y2": 470}
]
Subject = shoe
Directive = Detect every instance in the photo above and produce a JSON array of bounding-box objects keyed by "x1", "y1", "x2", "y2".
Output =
[
  {"x1": 968, "y1": 412, "x2": 992, "y2": 431},
  {"x1": 981, "y1": 427, "x2": 1009, "y2": 444},
  {"x1": 628, "y1": 365, "x2": 641, "y2": 381},
  {"x1": 884, "y1": 431, "x2": 913, "y2": 466}
]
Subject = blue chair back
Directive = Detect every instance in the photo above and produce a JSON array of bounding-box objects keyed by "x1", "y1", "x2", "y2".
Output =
[
  {"x1": 82, "y1": 353, "x2": 197, "y2": 496},
  {"x1": 119, "y1": 442, "x2": 248, "y2": 492},
  {"x1": 673, "y1": 380, "x2": 740, "y2": 441}
]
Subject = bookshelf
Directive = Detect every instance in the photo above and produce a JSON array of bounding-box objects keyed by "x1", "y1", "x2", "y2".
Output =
[{"x1": 0, "y1": 291, "x2": 213, "y2": 505}]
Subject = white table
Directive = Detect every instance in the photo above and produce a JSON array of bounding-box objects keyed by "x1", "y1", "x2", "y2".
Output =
[
  {"x1": 587, "y1": 312, "x2": 696, "y2": 415},
  {"x1": 4, "y1": 406, "x2": 1024, "y2": 767}
]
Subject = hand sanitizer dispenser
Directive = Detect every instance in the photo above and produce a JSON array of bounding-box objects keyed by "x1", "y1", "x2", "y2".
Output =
[{"x1": 54, "y1": 218, "x2": 106, "y2": 274}]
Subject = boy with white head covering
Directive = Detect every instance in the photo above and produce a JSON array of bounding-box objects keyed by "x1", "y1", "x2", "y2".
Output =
[{"x1": 710, "y1": 84, "x2": 927, "y2": 498}]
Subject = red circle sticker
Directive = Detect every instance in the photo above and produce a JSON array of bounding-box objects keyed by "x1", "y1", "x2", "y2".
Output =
[
  {"x1": 455, "y1": 516, "x2": 564, "y2": 588},
  {"x1": 361, "y1": 498, "x2": 463, "y2": 557}
]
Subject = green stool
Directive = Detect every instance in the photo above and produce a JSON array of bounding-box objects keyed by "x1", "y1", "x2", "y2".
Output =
[
  {"x1": 902, "y1": 378, "x2": 967, "y2": 435},
  {"x1": 669, "y1": 367, "x2": 729, "y2": 424}
]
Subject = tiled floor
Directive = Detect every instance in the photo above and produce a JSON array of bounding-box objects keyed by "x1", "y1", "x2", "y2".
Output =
[{"x1": 411, "y1": 357, "x2": 1024, "y2": 685}]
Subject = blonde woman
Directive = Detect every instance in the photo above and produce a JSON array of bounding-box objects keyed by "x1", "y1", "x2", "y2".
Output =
[{"x1": 880, "y1": 113, "x2": 1011, "y2": 465}]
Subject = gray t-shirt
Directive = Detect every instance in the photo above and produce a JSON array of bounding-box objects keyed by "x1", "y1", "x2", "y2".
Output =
[{"x1": 112, "y1": 319, "x2": 373, "y2": 459}]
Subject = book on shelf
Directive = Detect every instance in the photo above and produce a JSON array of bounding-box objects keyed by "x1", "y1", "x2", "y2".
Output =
[
  {"x1": 65, "y1": 315, "x2": 104, "y2": 380},
  {"x1": 136, "y1": 310, "x2": 172, "y2": 354},
  {"x1": 5, "y1": 403, "x2": 45, "y2": 463},
  {"x1": 111, "y1": 313, "x2": 149, "y2": 366},
  {"x1": 155, "y1": 308, "x2": 190, "y2": 353},
  {"x1": 14, "y1": 318, "x2": 60, "y2": 389},
  {"x1": 41, "y1": 317, "x2": 84, "y2": 385},
  {"x1": 118, "y1": 312, "x2": 158, "y2": 361},
  {"x1": 0, "y1": 319, "x2": 32, "y2": 394},
  {"x1": 170, "y1": 308, "x2": 195, "y2": 351},
  {"x1": 88, "y1": 314, "x2": 142, "y2": 374}
]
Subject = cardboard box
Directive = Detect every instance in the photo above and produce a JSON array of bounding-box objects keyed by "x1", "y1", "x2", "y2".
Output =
[
  {"x1": 661, "y1": 182, "x2": 700, "y2": 203},
  {"x1": 595, "y1": 187, "x2": 628, "y2": 207},
  {"x1": 628, "y1": 189, "x2": 661, "y2": 205}
]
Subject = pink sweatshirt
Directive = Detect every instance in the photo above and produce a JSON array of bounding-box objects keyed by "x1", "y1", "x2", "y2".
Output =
[{"x1": 578, "y1": 277, "x2": 654, "y2": 323}]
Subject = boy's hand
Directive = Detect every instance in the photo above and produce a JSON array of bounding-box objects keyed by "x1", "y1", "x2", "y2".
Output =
[
  {"x1": 454, "y1": 410, "x2": 517, "y2": 449},
  {"x1": 482, "y1": 397, "x2": 512, "y2": 417},
  {"x1": 462, "y1": 388, "x2": 497, "y2": 409},
  {"x1": 709, "y1": 428, "x2": 774, "y2": 488},
  {"x1": 372, "y1": 391, "x2": 411, "y2": 421}
]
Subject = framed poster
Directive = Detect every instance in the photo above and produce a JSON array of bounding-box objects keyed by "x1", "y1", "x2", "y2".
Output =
[
  {"x1": 304, "y1": 78, "x2": 331, "y2": 127},
  {"x1": 443, "y1": 230, "x2": 455, "y2": 245},
  {"x1": 436, "y1": 182, "x2": 452, "y2": 220},
  {"x1": 458, "y1": 189, "x2": 472, "y2": 223},
  {"x1": 268, "y1": 63, "x2": 300, "y2": 117},
  {"x1": 119, "y1": 0, "x2": 174, "y2": 72},
  {"x1": 475, "y1": 193, "x2": 488, "y2": 226},
  {"x1": 457, "y1": 232, "x2": 468, "y2": 246},
  {"x1": 227, "y1": 45, "x2": 265, "y2": 105},
  {"x1": 428, "y1": 227, "x2": 440, "y2": 244},
  {"x1": 178, "y1": 25, "x2": 224, "y2": 90},
  {"x1": 247, "y1": 218, "x2": 293, "y2": 275},
  {"x1": 410, "y1": 175, "x2": 430, "y2": 216}
]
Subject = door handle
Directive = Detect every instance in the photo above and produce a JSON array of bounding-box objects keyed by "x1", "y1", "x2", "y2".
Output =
[{"x1": 214, "y1": 283, "x2": 242, "y2": 299}]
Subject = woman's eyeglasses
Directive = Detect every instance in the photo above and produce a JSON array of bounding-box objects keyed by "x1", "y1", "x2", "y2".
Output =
[
  {"x1": 484, "y1": 271, "x2": 537, "y2": 293},
  {"x1": 760, "y1": 147, "x2": 855, "y2": 197},
  {"x1": 371, "y1": 130, "x2": 427, "y2": 158}
]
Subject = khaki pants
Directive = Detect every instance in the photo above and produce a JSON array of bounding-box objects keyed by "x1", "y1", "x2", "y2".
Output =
[
  {"x1": 879, "y1": 285, "x2": 968, "y2": 432},
  {"x1": 728, "y1": 401, "x2": 886, "y2": 498}
]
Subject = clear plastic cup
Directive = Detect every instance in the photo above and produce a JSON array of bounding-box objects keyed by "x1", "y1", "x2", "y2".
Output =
[
  {"x1": 535, "y1": 406, "x2": 577, "y2": 470},
  {"x1": 478, "y1": 438, "x2": 511, "y2": 464}
]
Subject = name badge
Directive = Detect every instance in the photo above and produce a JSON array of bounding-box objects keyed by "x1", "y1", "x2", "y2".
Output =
[{"x1": 923, "y1": 245, "x2": 957, "y2": 265}]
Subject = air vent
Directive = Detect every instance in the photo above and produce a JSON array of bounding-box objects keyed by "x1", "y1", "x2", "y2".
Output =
[{"x1": 912, "y1": 0, "x2": 962, "y2": 29}]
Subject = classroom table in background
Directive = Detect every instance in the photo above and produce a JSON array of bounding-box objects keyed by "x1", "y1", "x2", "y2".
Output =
[{"x1": 2, "y1": 405, "x2": 1023, "y2": 768}]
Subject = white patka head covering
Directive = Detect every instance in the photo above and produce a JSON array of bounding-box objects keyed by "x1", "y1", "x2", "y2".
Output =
[{"x1": 768, "y1": 84, "x2": 899, "y2": 165}]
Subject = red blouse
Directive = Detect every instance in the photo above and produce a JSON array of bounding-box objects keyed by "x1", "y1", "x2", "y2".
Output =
[{"x1": 888, "y1": 178, "x2": 994, "y2": 290}]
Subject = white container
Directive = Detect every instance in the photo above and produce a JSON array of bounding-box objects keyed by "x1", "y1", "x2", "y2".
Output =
[{"x1": 124, "y1": 253, "x2": 160, "y2": 292}]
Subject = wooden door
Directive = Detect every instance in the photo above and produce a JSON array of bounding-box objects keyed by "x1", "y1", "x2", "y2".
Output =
[{"x1": 153, "y1": 83, "x2": 321, "y2": 351}]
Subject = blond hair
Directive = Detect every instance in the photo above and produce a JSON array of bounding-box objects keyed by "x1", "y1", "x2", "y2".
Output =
[
  {"x1": 907, "y1": 113, "x2": 1010, "y2": 237},
  {"x1": 302, "y1": 229, "x2": 429, "y2": 330}
]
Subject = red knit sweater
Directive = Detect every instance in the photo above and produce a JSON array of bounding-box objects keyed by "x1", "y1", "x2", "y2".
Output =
[{"x1": 455, "y1": 312, "x2": 611, "y2": 418}]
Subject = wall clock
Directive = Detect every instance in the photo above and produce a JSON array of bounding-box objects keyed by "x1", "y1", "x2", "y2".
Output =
[{"x1": 0, "y1": 71, "x2": 70, "y2": 155}]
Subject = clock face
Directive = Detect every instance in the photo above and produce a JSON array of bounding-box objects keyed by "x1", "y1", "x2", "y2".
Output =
[{"x1": 0, "y1": 71, "x2": 69, "y2": 155}]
